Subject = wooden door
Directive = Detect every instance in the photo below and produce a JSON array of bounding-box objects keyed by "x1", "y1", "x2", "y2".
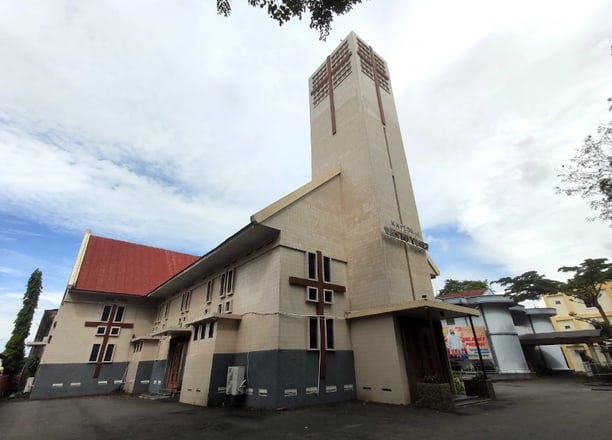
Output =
[{"x1": 165, "y1": 339, "x2": 186, "y2": 391}]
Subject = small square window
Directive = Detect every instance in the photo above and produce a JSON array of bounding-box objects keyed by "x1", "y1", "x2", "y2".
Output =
[
  {"x1": 555, "y1": 300, "x2": 561, "y2": 305},
  {"x1": 96, "y1": 326, "x2": 106, "y2": 336},
  {"x1": 324, "y1": 290, "x2": 333, "y2": 304},
  {"x1": 446, "y1": 318, "x2": 456, "y2": 326},
  {"x1": 307, "y1": 287, "x2": 318, "y2": 302},
  {"x1": 110, "y1": 327, "x2": 120, "y2": 336}
]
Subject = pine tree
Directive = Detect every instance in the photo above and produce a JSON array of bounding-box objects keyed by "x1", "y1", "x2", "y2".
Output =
[{"x1": 2, "y1": 269, "x2": 43, "y2": 376}]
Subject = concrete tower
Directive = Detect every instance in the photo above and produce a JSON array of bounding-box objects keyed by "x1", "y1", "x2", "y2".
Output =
[{"x1": 309, "y1": 32, "x2": 433, "y2": 312}]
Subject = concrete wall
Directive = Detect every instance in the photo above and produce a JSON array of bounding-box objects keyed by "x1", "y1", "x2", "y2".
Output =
[
  {"x1": 481, "y1": 303, "x2": 529, "y2": 373},
  {"x1": 30, "y1": 362, "x2": 128, "y2": 399},
  {"x1": 350, "y1": 315, "x2": 410, "y2": 404},
  {"x1": 207, "y1": 349, "x2": 355, "y2": 409}
]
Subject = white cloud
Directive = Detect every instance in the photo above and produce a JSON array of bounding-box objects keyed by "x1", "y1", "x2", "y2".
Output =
[{"x1": 0, "y1": 0, "x2": 611, "y2": 336}]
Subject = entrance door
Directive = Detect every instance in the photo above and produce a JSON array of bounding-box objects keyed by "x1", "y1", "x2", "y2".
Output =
[
  {"x1": 165, "y1": 338, "x2": 187, "y2": 392},
  {"x1": 401, "y1": 319, "x2": 446, "y2": 384}
]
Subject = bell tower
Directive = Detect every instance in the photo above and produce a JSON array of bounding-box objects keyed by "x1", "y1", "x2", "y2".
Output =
[{"x1": 308, "y1": 32, "x2": 434, "y2": 311}]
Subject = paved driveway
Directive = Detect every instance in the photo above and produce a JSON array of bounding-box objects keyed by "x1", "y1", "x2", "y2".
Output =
[{"x1": 1, "y1": 378, "x2": 610, "y2": 440}]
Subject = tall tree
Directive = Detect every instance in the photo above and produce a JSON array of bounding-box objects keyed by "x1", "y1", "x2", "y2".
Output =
[
  {"x1": 558, "y1": 258, "x2": 612, "y2": 338},
  {"x1": 556, "y1": 101, "x2": 612, "y2": 226},
  {"x1": 438, "y1": 279, "x2": 488, "y2": 296},
  {"x1": 495, "y1": 259, "x2": 612, "y2": 338},
  {"x1": 494, "y1": 271, "x2": 561, "y2": 303},
  {"x1": 2, "y1": 269, "x2": 43, "y2": 376},
  {"x1": 217, "y1": 0, "x2": 366, "y2": 40}
]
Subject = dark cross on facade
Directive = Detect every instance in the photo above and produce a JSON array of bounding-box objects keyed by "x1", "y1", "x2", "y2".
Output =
[
  {"x1": 289, "y1": 251, "x2": 346, "y2": 378},
  {"x1": 84, "y1": 304, "x2": 133, "y2": 378},
  {"x1": 310, "y1": 51, "x2": 352, "y2": 135},
  {"x1": 356, "y1": 42, "x2": 390, "y2": 126}
]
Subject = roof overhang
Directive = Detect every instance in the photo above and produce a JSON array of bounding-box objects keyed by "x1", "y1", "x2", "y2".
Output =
[
  {"x1": 345, "y1": 300, "x2": 480, "y2": 320},
  {"x1": 26, "y1": 341, "x2": 47, "y2": 347},
  {"x1": 519, "y1": 329, "x2": 602, "y2": 346},
  {"x1": 150, "y1": 327, "x2": 193, "y2": 337},
  {"x1": 131, "y1": 336, "x2": 161, "y2": 343},
  {"x1": 186, "y1": 313, "x2": 242, "y2": 326},
  {"x1": 149, "y1": 223, "x2": 280, "y2": 299}
]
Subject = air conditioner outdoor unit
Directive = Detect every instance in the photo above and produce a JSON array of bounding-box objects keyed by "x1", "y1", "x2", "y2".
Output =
[{"x1": 226, "y1": 366, "x2": 246, "y2": 396}]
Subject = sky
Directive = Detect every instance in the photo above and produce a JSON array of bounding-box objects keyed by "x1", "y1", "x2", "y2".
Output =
[{"x1": 1, "y1": 0, "x2": 611, "y2": 349}]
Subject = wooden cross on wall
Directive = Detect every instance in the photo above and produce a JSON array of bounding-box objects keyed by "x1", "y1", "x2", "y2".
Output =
[
  {"x1": 289, "y1": 251, "x2": 346, "y2": 378},
  {"x1": 84, "y1": 304, "x2": 133, "y2": 378},
  {"x1": 310, "y1": 47, "x2": 352, "y2": 135}
]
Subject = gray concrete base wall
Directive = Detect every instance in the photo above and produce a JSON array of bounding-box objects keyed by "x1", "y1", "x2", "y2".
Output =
[
  {"x1": 132, "y1": 360, "x2": 154, "y2": 394},
  {"x1": 148, "y1": 360, "x2": 167, "y2": 393},
  {"x1": 29, "y1": 363, "x2": 128, "y2": 399},
  {"x1": 208, "y1": 349, "x2": 356, "y2": 409}
]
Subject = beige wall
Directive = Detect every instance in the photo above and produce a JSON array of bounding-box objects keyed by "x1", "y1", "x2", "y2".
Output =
[
  {"x1": 40, "y1": 291, "x2": 156, "y2": 365},
  {"x1": 544, "y1": 283, "x2": 612, "y2": 371},
  {"x1": 350, "y1": 315, "x2": 410, "y2": 404}
]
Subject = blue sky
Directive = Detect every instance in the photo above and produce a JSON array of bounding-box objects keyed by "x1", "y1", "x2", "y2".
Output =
[{"x1": 1, "y1": 0, "x2": 612, "y2": 349}]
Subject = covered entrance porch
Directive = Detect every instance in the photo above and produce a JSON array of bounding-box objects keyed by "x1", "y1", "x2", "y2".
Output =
[{"x1": 347, "y1": 300, "x2": 480, "y2": 405}]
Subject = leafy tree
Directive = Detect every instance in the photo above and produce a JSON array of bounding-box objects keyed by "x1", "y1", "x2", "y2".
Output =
[
  {"x1": 438, "y1": 279, "x2": 488, "y2": 296},
  {"x1": 2, "y1": 269, "x2": 42, "y2": 376},
  {"x1": 217, "y1": 0, "x2": 366, "y2": 40},
  {"x1": 559, "y1": 258, "x2": 612, "y2": 338},
  {"x1": 494, "y1": 271, "x2": 561, "y2": 303},
  {"x1": 556, "y1": 100, "x2": 612, "y2": 226},
  {"x1": 495, "y1": 258, "x2": 612, "y2": 338}
]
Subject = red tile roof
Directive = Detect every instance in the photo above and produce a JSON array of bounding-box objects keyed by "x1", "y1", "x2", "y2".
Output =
[
  {"x1": 436, "y1": 288, "x2": 488, "y2": 300},
  {"x1": 74, "y1": 235, "x2": 199, "y2": 296}
]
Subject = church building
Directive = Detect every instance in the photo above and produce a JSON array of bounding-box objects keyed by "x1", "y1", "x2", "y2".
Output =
[{"x1": 30, "y1": 33, "x2": 477, "y2": 408}]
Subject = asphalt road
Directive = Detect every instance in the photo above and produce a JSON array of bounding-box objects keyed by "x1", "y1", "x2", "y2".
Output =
[{"x1": 1, "y1": 377, "x2": 611, "y2": 440}]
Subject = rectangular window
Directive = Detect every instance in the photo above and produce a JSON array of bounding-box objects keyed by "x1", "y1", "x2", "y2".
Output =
[
  {"x1": 103, "y1": 344, "x2": 115, "y2": 362},
  {"x1": 324, "y1": 289, "x2": 333, "y2": 304},
  {"x1": 201, "y1": 323, "x2": 207, "y2": 340},
  {"x1": 89, "y1": 344, "x2": 101, "y2": 362},
  {"x1": 226, "y1": 270, "x2": 234, "y2": 294},
  {"x1": 96, "y1": 326, "x2": 106, "y2": 336},
  {"x1": 208, "y1": 322, "x2": 215, "y2": 338},
  {"x1": 180, "y1": 291, "x2": 191, "y2": 312},
  {"x1": 308, "y1": 252, "x2": 317, "y2": 279},
  {"x1": 308, "y1": 317, "x2": 319, "y2": 350},
  {"x1": 193, "y1": 326, "x2": 199, "y2": 341},
  {"x1": 307, "y1": 287, "x2": 318, "y2": 302},
  {"x1": 325, "y1": 319, "x2": 335, "y2": 350},
  {"x1": 224, "y1": 300, "x2": 232, "y2": 313},
  {"x1": 206, "y1": 280, "x2": 213, "y2": 303},
  {"x1": 446, "y1": 318, "x2": 456, "y2": 325},
  {"x1": 163, "y1": 303, "x2": 169, "y2": 319},
  {"x1": 555, "y1": 300, "x2": 561, "y2": 304},
  {"x1": 110, "y1": 327, "x2": 120, "y2": 336},
  {"x1": 100, "y1": 305, "x2": 112, "y2": 322},
  {"x1": 217, "y1": 304, "x2": 222, "y2": 313},
  {"x1": 323, "y1": 256, "x2": 331, "y2": 282},
  {"x1": 113, "y1": 306, "x2": 125, "y2": 323},
  {"x1": 220, "y1": 273, "x2": 226, "y2": 297}
]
